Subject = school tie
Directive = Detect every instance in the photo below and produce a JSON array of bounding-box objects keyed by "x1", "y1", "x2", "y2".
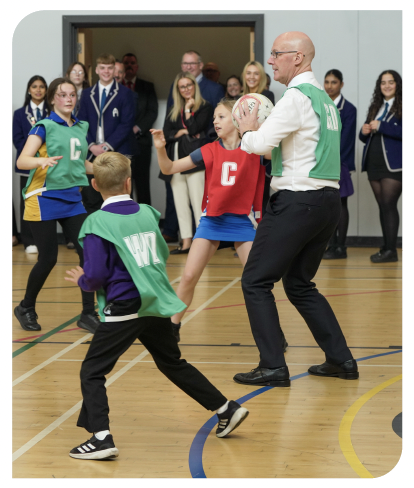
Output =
[
  {"x1": 99, "y1": 88, "x2": 107, "y2": 126},
  {"x1": 377, "y1": 102, "x2": 389, "y2": 121},
  {"x1": 127, "y1": 80, "x2": 133, "y2": 90},
  {"x1": 36, "y1": 107, "x2": 42, "y2": 121}
]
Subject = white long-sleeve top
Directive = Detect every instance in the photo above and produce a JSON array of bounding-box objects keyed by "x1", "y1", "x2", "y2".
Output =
[{"x1": 241, "y1": 71, "x2": 339, "y2": 192}]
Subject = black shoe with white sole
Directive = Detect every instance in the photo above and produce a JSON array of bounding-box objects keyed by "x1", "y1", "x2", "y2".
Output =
[
  {"x1": 216, "y1": 400, "x2": 249, "y2": 438},
  {"x1": 69, "y1": 434, "x2": 119, "y2": 460}
]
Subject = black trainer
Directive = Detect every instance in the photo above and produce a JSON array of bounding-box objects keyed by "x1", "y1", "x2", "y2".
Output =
[
  {"x1": 14, "y1": 304, "x2": 41, "y2": 331},
  {"x1": 323, "y1": 245, "x2": 347, "y2": 260},
  {"x1": 216, "y1": 401, "x2": 249, "y2": 438},
  {"x1": 370, "y1": 249, "x2": 398, "y2": 263},
  {"x1": 69, "y1": 434, "x2": 119, "y2": 460},
  {"x1": 171, "y1": 321, "x2": 181, "y2": 342},
  {"x1": 77, "y1": 311, "x2": 101, "y2": 334}
]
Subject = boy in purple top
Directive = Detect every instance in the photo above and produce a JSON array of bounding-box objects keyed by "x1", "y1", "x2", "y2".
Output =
[{"x1": 64, "y1": 152, "x2": 249, "y2": 460}]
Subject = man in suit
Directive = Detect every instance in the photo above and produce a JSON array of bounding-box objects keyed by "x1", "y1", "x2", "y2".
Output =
[
  {"x1": 202, "y1": 61, "x2": 226, "y2": 92},
  {"x1": 78, "y1": 53, "x2": 135, "y2": 214},
  {"x1": 122, "y1": 52, "x2": 158, "y2": 206}
]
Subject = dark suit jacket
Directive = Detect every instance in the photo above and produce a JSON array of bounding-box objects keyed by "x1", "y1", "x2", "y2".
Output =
[
  {"x1": 130, "y1": 78, "x2": 158, "y2": 150},
  {"x1": 337, "y1": 95, "x2": 357, "y2": 172},
  {"x1": 77, "y1": 80, "x2": 135, "y2": 159},
  {"x1": 359, "y1": 111, "x2": 402, "y2": 172},
  {"x1": 13, "y1": 104, "x2": 49, "y2": 175}
]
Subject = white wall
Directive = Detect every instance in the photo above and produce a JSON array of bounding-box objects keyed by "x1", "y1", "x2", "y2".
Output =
[{"x1": 12, "y1": 10, "x2": 402, "y2": 237}]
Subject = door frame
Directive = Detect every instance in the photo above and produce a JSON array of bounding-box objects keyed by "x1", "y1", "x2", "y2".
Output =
[{"x1": 62, "y1": 14, "x2": 264, "y2": 74}]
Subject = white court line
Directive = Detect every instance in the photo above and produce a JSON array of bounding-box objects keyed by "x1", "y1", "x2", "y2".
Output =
[
  {"x1": 13, "y1": 278, "x2": 182, "y2": 388},
  {"x1": 13, "y1": 275, "x2": 239, "y2": 461},
  {"x1": 54, "y1": 359, "x2": 401, "y2": 367},
  {"x1": 12, "y1": 349, "x2": 150, "y2": 462},
  {"x1": 13, "y1": 333, "x2": 92, "y2": 387},
  {"x1": 182, "y1": 277, "x2": 240, "y2": 325}
]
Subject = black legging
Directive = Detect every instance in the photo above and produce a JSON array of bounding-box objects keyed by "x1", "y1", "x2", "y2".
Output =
[
  {"x1": 369, "y1": 178, "x2": 402, "y2": 252},
  {"x1": 328, "y1": 197, "x2": 349, "y2": 247},
  {"x1": 22, "y1": 213, "x2": 95, "y2": 313}
]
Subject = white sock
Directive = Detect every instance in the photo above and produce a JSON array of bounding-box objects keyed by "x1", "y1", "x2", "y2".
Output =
[
  {"x1": 216, "y1": 401, "x2": 229, "y2": 414},
  {"x1": 94, "y1": 430, "x2": 110, "y2": 440}
]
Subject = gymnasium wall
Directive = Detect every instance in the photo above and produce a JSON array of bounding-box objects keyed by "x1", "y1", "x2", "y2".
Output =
[{"x1": 12, "y1": 10, "x2": 402, "y2": 238}]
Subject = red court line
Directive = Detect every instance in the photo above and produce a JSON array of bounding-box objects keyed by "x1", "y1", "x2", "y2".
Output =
[
  {"x1": 12, "y1": 289, "x2": 401, "y2": 342},
  {"x1": 186, "y1": 289, "x2": 402, "y2": 312},
  {"x1": 13, "y1": 327, "x2": 82, "y2": 342}
]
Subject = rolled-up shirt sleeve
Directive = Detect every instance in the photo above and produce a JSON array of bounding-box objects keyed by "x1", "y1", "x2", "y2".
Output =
[{"x1": 241, "y1": 90, "x2": 303, "y2": 155}]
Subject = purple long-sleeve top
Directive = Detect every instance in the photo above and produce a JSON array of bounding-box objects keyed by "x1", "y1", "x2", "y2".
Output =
[{"x1": 78, "y1": 198, "x2": 140, "y2": 301}]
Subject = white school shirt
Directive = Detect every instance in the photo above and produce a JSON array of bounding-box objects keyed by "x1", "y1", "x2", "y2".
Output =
[
  {"x1": 30, "y1": 100, "x2": 45, "y2": 120},
  {"x1": 97, "y1": 80, "x2": 113, "y2": 143},
  {"x1": 241, "y1": 71, "x2": 339, "y2": 192}
]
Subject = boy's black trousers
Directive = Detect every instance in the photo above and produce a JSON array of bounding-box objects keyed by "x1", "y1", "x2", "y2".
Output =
[
  {"x1": 241, "y1": 187, "x2": 354, "y2": 370},
  {"x1": 77, "y1": 307, "x2": 227, "y2": 433}
]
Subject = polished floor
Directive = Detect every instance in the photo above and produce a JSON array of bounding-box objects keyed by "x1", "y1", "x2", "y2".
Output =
[{"x1": 12, "y1": 243, "x2": 402, "y2": 478}]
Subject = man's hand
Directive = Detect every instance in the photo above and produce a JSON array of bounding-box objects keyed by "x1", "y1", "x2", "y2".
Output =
[
  {"x1": 237, "y1": 99, "x2": 260, "y2": 136},
  {"x1": 65, "y1": 266, "x2": 85, "y2": 286},
  {"x1": 90, "y1": 144, "x2": 106, "y2": 156}
]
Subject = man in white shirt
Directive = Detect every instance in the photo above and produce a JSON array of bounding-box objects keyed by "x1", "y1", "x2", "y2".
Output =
[{"x1": 233, "y1": 31, "x2": 358, "y2": 387}]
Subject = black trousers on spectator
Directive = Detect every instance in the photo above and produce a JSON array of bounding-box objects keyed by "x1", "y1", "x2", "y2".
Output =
[
  {"x1": 81, "y1": 174, "x2": 104, "y2": 215},
  {"x1": 23, "y1": 214, "x2": 94, "y2": 313},
  {"x1": 242, "y1": 188, "x2": 354, "y2": 369},
  {"x1": 77, "y1": 314, "x2": 227, "y2": 433},
  {"x1": 162, "y1": 181, "x2": 179, "y2": 239},
  {"x1": 131, "y1": 146, "x2": 152, "y2": 205},
  {"x1": 19, "y1": 176, "x2": 35, "y2": 248}
]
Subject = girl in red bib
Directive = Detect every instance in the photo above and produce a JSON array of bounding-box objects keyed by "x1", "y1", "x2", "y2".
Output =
[{"x1": 151, "y1": 99, "x2": 281, "y2": 344}]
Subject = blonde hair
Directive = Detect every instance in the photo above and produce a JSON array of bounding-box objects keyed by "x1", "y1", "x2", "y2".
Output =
[
  {"x1": 93, "y1": 152, "x2": 131, "y2": 193},
  {"x1": 241, "y1": 61, "x2": 267, "y2": 95},
  {"x1": 96, "y1": 53, "x2": 116, "y2": 66},
  {"x1": 169, "y1": 72, "x2": 206, "y2": 122},
  {"x1": 214, "y1": 98, "x2": 241, "y2": 139}
]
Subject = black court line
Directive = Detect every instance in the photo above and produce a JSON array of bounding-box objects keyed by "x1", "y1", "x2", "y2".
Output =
[{"x1": 12, "y1": 341, "x2": 402, "y2": 349}]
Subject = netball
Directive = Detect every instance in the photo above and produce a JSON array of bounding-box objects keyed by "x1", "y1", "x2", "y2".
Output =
[{"x1": 231, "y1": 93, "x2": 274, "y2": 129}]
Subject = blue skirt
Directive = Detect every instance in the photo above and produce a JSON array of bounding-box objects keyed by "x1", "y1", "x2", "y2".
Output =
[{"x1": 194, "y1": 213, "x2": 256, "y2": 242}]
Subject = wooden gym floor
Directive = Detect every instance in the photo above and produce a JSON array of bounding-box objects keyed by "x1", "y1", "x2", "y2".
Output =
[{"x1": 12, "y1": 244, "x2": 402, "y2": 479}]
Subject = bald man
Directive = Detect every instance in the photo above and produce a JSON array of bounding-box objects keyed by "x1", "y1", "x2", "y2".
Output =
[{"x1": 234, "y1": 32, "x2": 358, "y2": 387}]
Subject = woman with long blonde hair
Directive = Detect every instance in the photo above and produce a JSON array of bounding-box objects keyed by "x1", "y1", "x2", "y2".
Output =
[
  {"x1": 241, "y1": 61, "x2": 275, "y2": 104},
  {"x1": 161, "y1": 72, "x2": 213, "y2": 254}
]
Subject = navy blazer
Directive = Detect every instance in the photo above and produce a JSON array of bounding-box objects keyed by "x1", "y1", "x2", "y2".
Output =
[
  {"x1": 131, "y1": 78, "x2": 158, "y2": 149},
  {"x1": 12, "y1": 104, "x2": 49, "y2": 175},
  {"x1": 77, "y1": 80, "x2": 135, "y2": 159},
  {"x1": 359, "y1": 111, "x2": 402, "y2": 172},
  {"x1": 337, "y1": 95, "x2": 357, "y2": 172}
]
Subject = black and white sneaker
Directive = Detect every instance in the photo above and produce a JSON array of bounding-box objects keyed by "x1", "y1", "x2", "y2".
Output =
[
  {"x1": 216, "y1": 400, "x2": 249, "y2": 438},
  {"x1": 69, "y1": 434, "x2": 119, "y2": 460}
]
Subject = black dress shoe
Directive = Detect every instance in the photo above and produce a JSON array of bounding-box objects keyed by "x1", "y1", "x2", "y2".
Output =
[
  {"x1": 171, "y1": 321, "x2": 181, "y2": 342},
  {"x1": 323, "y1": 245, "x2": 347, "y2": 260},
  {"x1": 170, "y1": 246, "x2": 190, "y2": 255},
  {"x1": 14, "y1": 304, "x2": 41, "y2": 331},
  {"x1": 370, "y1": 249, "x2": 398, "y2": 263},
  {"x1": 233, "y1": 366, "x2": 290, "y2": 387},
  {"x1": 308, "y1": 359, "x2": 359, "y2": 379}
]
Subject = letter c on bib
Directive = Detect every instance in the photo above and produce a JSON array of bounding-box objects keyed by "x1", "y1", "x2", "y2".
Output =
[{"x1": 221, "y1": 161, "x2": 237, "y2": 186}]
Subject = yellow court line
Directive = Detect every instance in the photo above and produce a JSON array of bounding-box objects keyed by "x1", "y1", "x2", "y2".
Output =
[{"x1": 339, "y1": 374, "x2": 402, "y2": 478}]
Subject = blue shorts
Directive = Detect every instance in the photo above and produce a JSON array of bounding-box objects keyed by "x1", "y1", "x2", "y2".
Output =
[{"x1": 194, "y1": 213, "x2": 256, "y2": 242}]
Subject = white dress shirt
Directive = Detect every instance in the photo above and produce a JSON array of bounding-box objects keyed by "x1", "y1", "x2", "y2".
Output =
[
  {"x1": 375, "y1": 97, "x2": 394, "y2": 120},
  {"x1": 30, "y1": 100, "x2": 45, "y2": 120},
  {"x1": 97, "y1": 80, "x2": 113, "y2": 143},
  {"x1": 241, "y1": 71, "x2": 339, "y2": 192}
]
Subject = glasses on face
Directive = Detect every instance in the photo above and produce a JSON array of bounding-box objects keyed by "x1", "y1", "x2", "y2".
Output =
[
  {"x1": 71, "y1": 70, "x2": 84, "y2": 75},
  {"x1": 269, "y1": 50, "x2": 301, "y2": 59},
  {"x1": 178, "y1": 83, "x2": 194, "y2": 91},
  {"x1": 182, "y1": 62, "x2": 200, "y2": 67}
]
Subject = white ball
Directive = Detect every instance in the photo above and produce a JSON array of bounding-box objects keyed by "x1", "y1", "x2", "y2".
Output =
[{"x1": 232, "y1": 93, "x2": 274, "y2": 130}]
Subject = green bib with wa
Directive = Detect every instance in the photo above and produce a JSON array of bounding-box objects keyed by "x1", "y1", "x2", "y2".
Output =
[
  {"x1": 271, "y1": 83, "x2": 341, "y2": 180},
  {"x1": 78, "y1": 205, "x2": 186, "y2": 321},
  {"x1": 23, "y1": 118, "x2": 89, "y2": 198}
]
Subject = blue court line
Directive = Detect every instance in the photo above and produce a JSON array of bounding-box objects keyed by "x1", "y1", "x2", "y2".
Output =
[{"x1": 188, "y1": 349, "x2": 402, "y2": 478}]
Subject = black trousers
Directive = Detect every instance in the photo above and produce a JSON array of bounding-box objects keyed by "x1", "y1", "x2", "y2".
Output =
[
  {"x1": 131, "y1": 146, "x2": 152, "y2": 205},
  {"x1": 242, "y1": 188, "x2": 354, "y2": 369},
  {"x1": 77, "y1": 312, "x2": 227, "y2": 433},
  {"x1": 81, "y1": 174, "x2": 104, "y2": 215},
  {"x1": 23, "y1": 214, "x2": 94, "y2": 312}
]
